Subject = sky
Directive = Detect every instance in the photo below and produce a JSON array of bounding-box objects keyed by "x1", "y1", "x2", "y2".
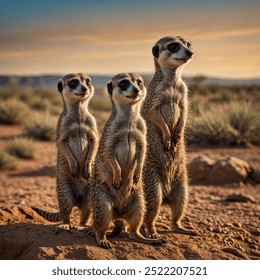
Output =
[{"x1": 0, "y1": 0, "x2": 260, "y2": 78}]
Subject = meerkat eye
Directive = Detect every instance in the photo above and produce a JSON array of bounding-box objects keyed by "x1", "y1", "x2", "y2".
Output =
[
  {"x1": 167, "y1": 42, "x2": 180, "y2": 53},
  {"x1": 68, "y1": 79, "x2": 79, "y2": 89},
  {"x1": 118, "y1": 79, "x2": 130, "y2": 91},
  {"x1": 137, "y1": 80, "x2": 142, "y2": 86},
  {"x1": 187, "y1": 42, "x2": 191, "y2": 48},
  {"x1": 85, "y1": 79, "x2": 91, "y2": 86}
]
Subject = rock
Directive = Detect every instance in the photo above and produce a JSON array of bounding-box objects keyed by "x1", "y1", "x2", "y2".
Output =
[
  {"x1": 188, "y1": 155, "x2": 251, "y2": 185},
  {"x1": 233, "y1": 222, "x2": 242, "y2": 229},
  {"x1": 188, "y1": 155, "x2": 215, "y2": 184},
  {"x1": 225, "y1": 194, "x2": 255, "y2": 203},
  {"x1": 213, "y1": 227, "x2": 222, "y2": 233},
  {"x1": 252, "y1": 167, "x2": 260, "y2": 183},
  {"x1": 211, "y1": 157, "x2": 250, "y2": 184}
]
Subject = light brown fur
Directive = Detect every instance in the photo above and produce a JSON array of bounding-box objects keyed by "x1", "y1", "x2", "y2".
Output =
[
  {"x1": 33, "y1": 73, "x2": 99, "y2": 232},
  {"x1": 91, "y1": 73, "x2": 166, "y2": 248},
  {"x1": 141, "y1": 36, "x2": 197, "y2": 238}
]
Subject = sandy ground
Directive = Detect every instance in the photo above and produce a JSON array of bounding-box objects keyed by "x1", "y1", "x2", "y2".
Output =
[{"x1": 0, "y1": 125, "x2": 259, "y2": 260}]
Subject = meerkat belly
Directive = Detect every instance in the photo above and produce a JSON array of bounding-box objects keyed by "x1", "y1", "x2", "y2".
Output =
[
  {"x1": 160, "y1": 101, "x2": 180, "y2": 129},
  {"x1": 115, "y1": 135, "x2": 136, "y2": 180},
  {"x1": 67, "y1": 126, "x2": 90, "y2": 167}
]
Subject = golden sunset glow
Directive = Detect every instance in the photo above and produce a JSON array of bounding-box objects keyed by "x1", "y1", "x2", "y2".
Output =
[{"x1": 1, "y1": 1, "x2": 260, "y2": 78}]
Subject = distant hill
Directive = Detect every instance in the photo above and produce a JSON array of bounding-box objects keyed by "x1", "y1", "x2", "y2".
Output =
[
  {"x1": 0, "y1": 75, "x2": 112, "y2": 89},
  {"x1": 0, "y1": 74, "x2": 259, "y2": 89}
]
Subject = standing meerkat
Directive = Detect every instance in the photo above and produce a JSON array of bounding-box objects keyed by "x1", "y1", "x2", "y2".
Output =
[
  {"x1": 141, "y1": 36, "x2": 196, "y2": 238},
  {"x1": 91, "y1": 73, "x2": 165, "y2": 249},
  {"x1": 33, "y1": 73, "x2": 99, "y2": 232}
]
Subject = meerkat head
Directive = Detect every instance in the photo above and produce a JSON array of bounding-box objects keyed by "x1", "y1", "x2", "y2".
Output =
[
  {"x1": 107, "y1": 73, "x2": 146, "y2": 106},
  {"x1": 57, "y1": 73, "x2": 94, "y2": 103},
  {"x1": 152, "y1": 36, "x2": 193, "y2": 69}
]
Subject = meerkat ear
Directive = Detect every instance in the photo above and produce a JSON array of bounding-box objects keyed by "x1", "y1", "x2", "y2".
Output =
[
  {"x1": 57, "y1": 80, "x2": 63, "y2": 93},
  {"x1": 152, "y1": 45, "x2": 159, "y2": 59},
  {"x1": 107, "y1": 81, "x2": 113, "y2": 96}
]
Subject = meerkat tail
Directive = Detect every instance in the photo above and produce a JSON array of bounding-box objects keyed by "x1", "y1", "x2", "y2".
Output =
[{"x1": 32, "y1": 207, "x2": 62, "y2": 222}]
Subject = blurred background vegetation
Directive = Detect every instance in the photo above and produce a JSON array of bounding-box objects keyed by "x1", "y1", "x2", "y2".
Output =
[{"x1": 0, "y1": 74, "x2": 259, "y2": 170}]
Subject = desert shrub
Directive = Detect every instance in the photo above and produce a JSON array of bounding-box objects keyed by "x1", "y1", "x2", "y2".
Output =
[
  {"x1": 0, "y1": 88, "x2": 13, "y2": 100},
  {"x1": 187, "y1": 102, "x2": 259, "y2": 146},
  {"x1": 226, "y1": 101, "x2": 259, "y2": 145},
  {"x1": 27, "y1": 97, "x2": 51, "y2": 111},
  {"x1": 24, "y1": 114, "x2": 56, "y2": 141},
  {"x1": 187, "y1": 108, "x2": 229, "y2": 145},
  {"x1": 89, "y1": 96, "x2": 111, "y2": 112},
  {"x1": 91, "y1": 110, "x2": 110, "y2": 133},
  {"x1": 6, "y1": 137, "x2": 37, "y2": 159},
  {"x1": 0, "y1": 151, "x2": 17, "y2": 170},
  {"x1": 24, "y1": 89, "x2": 62, "y2": 115},
  {"x1": 251, "y1": 121, "x2": 260, "y2": 145},
  {"x1": 0, "y1": 99, "x2": 30, "y2": 125},
  {"x1": 0, "y1": 88, "x2": 62, "y2": 115}
]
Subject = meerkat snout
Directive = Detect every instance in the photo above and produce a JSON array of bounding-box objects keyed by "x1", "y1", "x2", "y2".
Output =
[{"x1": 185, "y1": 49, "x2": 193, "y2": 57}]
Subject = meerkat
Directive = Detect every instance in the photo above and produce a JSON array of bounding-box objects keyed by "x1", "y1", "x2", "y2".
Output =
[
  {"x1": 141, "y1": 36, "x2": 196, "y2": 238},
  {"x1": 33, "y1": 73, "x2": 99, "y2": 232},
  {"x1": 91, "y1": 73, "x2": 166, "y2": 249}
]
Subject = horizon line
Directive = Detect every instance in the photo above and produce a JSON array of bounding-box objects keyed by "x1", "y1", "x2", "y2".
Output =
[{"x1": 0, "y1": 72, "x2": 260, "y2": 81}]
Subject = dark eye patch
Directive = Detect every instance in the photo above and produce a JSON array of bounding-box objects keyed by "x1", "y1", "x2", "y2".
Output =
[
  {"x1": 187, "y1": 42, "x2": 192, "y2": 48},
  {"x1": 118, "y1": 79, "x2": 130, "y2": 91},
  {"x1": 68, "y1": 79, "x2": 80, "y2": 89},
  {"x1": 167, "y1": 42, "x2": 180, "y2": 53}
]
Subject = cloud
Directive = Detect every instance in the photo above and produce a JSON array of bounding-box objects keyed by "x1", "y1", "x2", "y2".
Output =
[{"x1": 0, "y1": 3, "x2": 259, "y2": 77}]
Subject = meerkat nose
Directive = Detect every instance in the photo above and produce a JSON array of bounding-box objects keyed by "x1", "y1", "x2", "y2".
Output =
[
  {"x1": 185, "y1": 49, "x2": 193, "y2": 57},
  {"x1": 133, "y1": 87, "x2": 139, "y2": 94},
  {"x1": 81, "y1": 85, "x2": 87, "y2": 92}
]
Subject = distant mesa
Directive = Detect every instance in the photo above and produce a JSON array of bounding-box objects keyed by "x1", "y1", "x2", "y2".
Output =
[{"x1": 0, "y1": 75, "x2": 259, "y2": 89}]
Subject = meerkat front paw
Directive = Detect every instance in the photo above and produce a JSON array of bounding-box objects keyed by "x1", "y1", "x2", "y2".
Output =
[
  {"x1": 69, "y1": 161, "x2": 79, "y2": 177},
  {"x1": 112, "y1": 168, "x2": 122, "y2": 189},
  {"x1": 133, "y1": 170, "x2": 141, "y2": 185},
  {"x1": 84, "y1": 164, "x2": 92, "y2": 180},
  {"x1": 96, "y1": 233, "x2": 112, "y2": 249},
  {"x1": 163, "y1": 132, "x2": 171, "y2": 151}
]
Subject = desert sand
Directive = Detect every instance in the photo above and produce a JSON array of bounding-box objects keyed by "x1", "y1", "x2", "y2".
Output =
[{"x1": 0, "y1": 125, "x2": 259, "y2": 260}]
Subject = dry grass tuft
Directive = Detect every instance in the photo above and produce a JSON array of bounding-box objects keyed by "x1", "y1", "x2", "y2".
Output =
[
  {"x1": 6, "y1": 137, "x2": 37, "y2": 159},
  {"x1": 24, "y1": 113, "x2": 56, "y2": 141},
  {"x1": 0, "y1": 151, "x2": 17, "y2": 170},
  {"x1": 0, "y1": 99, "x2": 30, "y2": 125}
]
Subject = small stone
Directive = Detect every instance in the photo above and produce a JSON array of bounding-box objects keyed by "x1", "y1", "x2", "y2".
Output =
[
  {"x1": 237, "y1": 244, "x2": 246, "y2": 252},
  {"x1": 213, "y1": 227, "x2": 222, "y2": 233},
  {"x1": 250, "y1": 244, "x2": 259, "y2": 250},
  {"x1": 244, "y1": 237, "x2": 253, "y2": 244},
  {"x1": 225, "y1": 194, "x2": 255, "y2": 203},
  {"x1": 233, "y1": 223, "x2": 242, "y2": 228},
  {"x1": 236, "y1": 234, "x2": 245, "y2": 241},
  {"x1": 224, "y1": 223, "x2": 233, "y2": 228},
  {"x1": 228, "y1": 238, "x2": 235, "y2": 243}
]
